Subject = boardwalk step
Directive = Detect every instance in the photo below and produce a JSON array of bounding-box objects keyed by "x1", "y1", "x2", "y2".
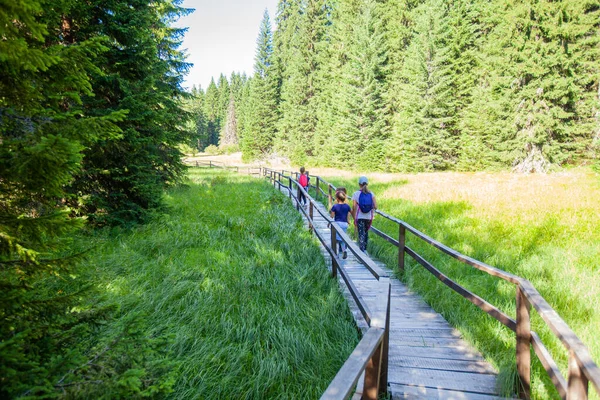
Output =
[
  {"x1": 388, "y1": 345, "x2": 486, "y2": 362},
  {"x1": 388, "y1": 355, "x2": 496, "y2": 374},
  {"x1": 389, "y1": 335, "x2": 476, "y2": 348},
  {"x1": 388, "y1": 368, "x2": 498, "y2": 395},
  {"x1": 390, "y1": 384, "x2": 510, "y2": 400}
]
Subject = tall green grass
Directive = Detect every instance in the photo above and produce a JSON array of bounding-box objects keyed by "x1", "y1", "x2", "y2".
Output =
[
  {"x1": 320, "y1": 171, "x2": 600, "y2": 399},
  {"x1": 57, "y1": 169, "x2": 359, "y2": 399}
]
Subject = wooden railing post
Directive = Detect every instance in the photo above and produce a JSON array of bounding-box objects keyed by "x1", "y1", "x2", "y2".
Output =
[
  {"x1": 568, "y1": 351, "x2": 589, "y2": 399},
  {"x1": 309, "y1": 202, "x2": 314, "y2": 233},
  {"x1": 516, "y1": 286, "x2": 531, "y2": 400},
  {"x1": 398, "y1": 224, "x2": 406, "y2": 271},
  {"x1": 316, "y1": 177, "x2": 320, "y2": 202},
  {"x1": 296, "y1": 181, "x2": 300, "y2": 212},
  {"x1": 328, "y1": 185, "x2": 333, "y2": 210},
  {"x1": 331, "y1": 252, "x2": 338, "y2": 279},
  {"x1": 363, "y1": 338, "x2": 383, "y2": 400},
  {"x1": 288, "y1": 177, "x2": 292, "y2": 199},
  {"x1": 380, "y1": 281, "x2": 391, "y2": 397},
  {"x1": 330, "y1": 224, "x2": 338, "y2": 278},
  {"x1": 331, "y1": 223, "x2": 338, "y2": 256}
]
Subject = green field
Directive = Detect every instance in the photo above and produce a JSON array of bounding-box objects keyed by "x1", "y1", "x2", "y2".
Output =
[
  {"x1": 50, "y1": 169, "x2": 358, "y2": 399},
  {"x1": 317, "y1": 168, "x2": 600, "y2": 399}
]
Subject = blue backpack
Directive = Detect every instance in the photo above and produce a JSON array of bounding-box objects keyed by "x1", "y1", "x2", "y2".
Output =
[{"x1": 358, "y1": 192, "x2": 373, "y2": 213}]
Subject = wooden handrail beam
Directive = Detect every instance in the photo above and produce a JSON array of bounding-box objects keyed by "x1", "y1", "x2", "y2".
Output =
[
  {"x1": 405, "y1": 246, "x2": 517, "y2": 331},
  {"x1": 519, "y1": 280, "x2": 600, "y2": 395},
  {"x1": 531, "y1": 332, "x2": 567, "y2": 399},
  {"x1": 320, "y1": 328, "x2": 385, "y2": 400},
  {"x1": 378, "y1": 210, "x2": 522, "y2": 285}
]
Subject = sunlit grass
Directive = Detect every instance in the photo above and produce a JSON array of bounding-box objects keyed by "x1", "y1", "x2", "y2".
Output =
[
  {"x1": 320, "y1": 167, "x2": 600, "y2": 399},
  {"x1": 64, "y1": 168, "x2": 359, "y2": 399}
]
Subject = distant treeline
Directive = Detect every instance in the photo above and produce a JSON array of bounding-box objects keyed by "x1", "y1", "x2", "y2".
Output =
[{"x1": 190, "y1": 0, "x2": 600, "y2": 172}]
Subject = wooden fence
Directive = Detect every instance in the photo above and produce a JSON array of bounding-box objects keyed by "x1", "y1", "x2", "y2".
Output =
[
  {"x1": 192, "y1": 162, "x2": 600, "y2": 400},
  {"x1": 261, "y1": 167, "x2": 600, "y2": 400},
  {"x1": 192, "y1": 160, "x2": 260, "y2": 175}
]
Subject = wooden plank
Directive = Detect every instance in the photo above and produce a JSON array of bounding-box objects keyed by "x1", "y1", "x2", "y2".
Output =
[
  {"x1": 389, "y1": 336, "x2": 474, "y2": 348},
  {"x1": 389, "y1": 328, "x2": 460, "y2": 338},
  {"x1": 368, "y1": 299, "x2": 432, "y2": 309},
  {"x1": 386, "y1": 310, "x2": 447, "y2": 320},
  {"x1": 389, "y1": 321, "x2": 455, "y2": 330},
  {"x1": 388, "y1": 367, "x2": 499, "y2": 395},
  {"x1": 390, "y1": 384, "x2": 510, "y2": 400},
  {"x1": 389, "y1": 346, "x2": 486, "y2": 362},
  {"x1": 346, "y1": 275, "x2": 380, "y2": 281},
  {"x1": 358, "y1": 289, "x2": 419, "y2": 299},
  {"x1": 388, "y1": 355, "x2": 496, "y2": 374}
]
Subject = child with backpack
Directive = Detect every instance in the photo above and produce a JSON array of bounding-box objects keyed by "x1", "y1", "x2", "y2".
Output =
[
  {"x1": 298, "y1": 167, "x2": 309, "y2": 206},
  {"x1": 330, "y1": 190, "x2": 352, "y2": 259},
  {"x1": 352, "y1": 176, "x2": 377, "y2": 253}
]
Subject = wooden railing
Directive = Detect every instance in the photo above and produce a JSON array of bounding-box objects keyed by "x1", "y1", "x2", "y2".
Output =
[
  {"x1": 196, "y1": 162, "x2": 600, "y2": 400},
  {"x1": 262, "y1": 168, "x2": 392, "y2": 400},
  {"x1": 286, "y1": 169, "x2": 599, "y2": 400},
  {"x1": 193, "y1": 160, "x2": 261, "y2": 175}
]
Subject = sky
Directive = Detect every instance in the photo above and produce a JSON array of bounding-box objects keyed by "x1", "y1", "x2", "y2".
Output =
[{"x1": 176, "y1": 0, "x2": 279, "y2": 91}]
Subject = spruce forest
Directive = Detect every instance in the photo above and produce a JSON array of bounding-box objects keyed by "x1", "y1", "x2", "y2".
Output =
[
  {"x1": 192, "y1": 0, "x2": 600, "y2": 172},
  {"x1": 1, "y1": 0, "x2": 192, "y2": 396},
  {"x1": 2, "y1": 0, "x2": 600, "y2": 398}
]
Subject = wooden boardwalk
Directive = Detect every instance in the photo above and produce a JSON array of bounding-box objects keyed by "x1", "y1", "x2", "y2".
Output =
[{"x1": 289, "y1": 193, "x2": 509, "y2": 399}]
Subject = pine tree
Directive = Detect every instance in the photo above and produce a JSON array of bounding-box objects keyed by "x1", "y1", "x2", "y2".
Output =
[
  {"x1": 204, "y1": 78, "x2": 221, "y2": 147},
  {"x1": 229, "y1": 71, "x2": 246, "y2": 107},
  {"x1": 461, "y1": 0, "x2": 600, "y2": 172},
  {"x1": 68, "y1": 0, "x2": 192, "y2": 224},
  {"x1": 217, "y1": 73, "x2": 231, "y2": 123},
  {"x1": 187, "y1": 85, "x2": 208, "y2": 150},
  {"x1": 335, "y1": 0, "x2": 390, "y2": 170},
  {"x1": 388, "y1": 0, "x2": 458, "y2": 171},
  {"x1": 0, "y1": 0, "x2": 125, "y2": 395},
  {"x1": 274, "y1": 0, "x2": 330, "y2": 164},
  {"x1": 236, "y1": 77, "x2": 252, "y2": 147},
  {"x1": 220, "y1": 96, "x2": 239, "y2": 147},
  {"x1": 312, "y1": 0, "x2": 341, "y2": 166},
  {"x1": 241, "y1": 10, "x2": 278, "y2": 160}
]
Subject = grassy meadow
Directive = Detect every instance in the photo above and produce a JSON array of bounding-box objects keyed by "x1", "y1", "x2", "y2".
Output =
[
  {"x1": 58, "y1": 168, "x2": 358, "y2": 399},
  {"x1": 316, "y1": 168, "x2": 600, "y2": 399}
]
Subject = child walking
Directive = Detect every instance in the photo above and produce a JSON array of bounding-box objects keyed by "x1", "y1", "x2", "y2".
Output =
[
  {"x1": 352, "y1": 176, "x2": 377, "y2": 253},
  {"x1": 298, "y1": 167, "x2": 309, "y2": 206},
  {"x1": 330, "y1": 190, "x2": 352, "y2": 259}
]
